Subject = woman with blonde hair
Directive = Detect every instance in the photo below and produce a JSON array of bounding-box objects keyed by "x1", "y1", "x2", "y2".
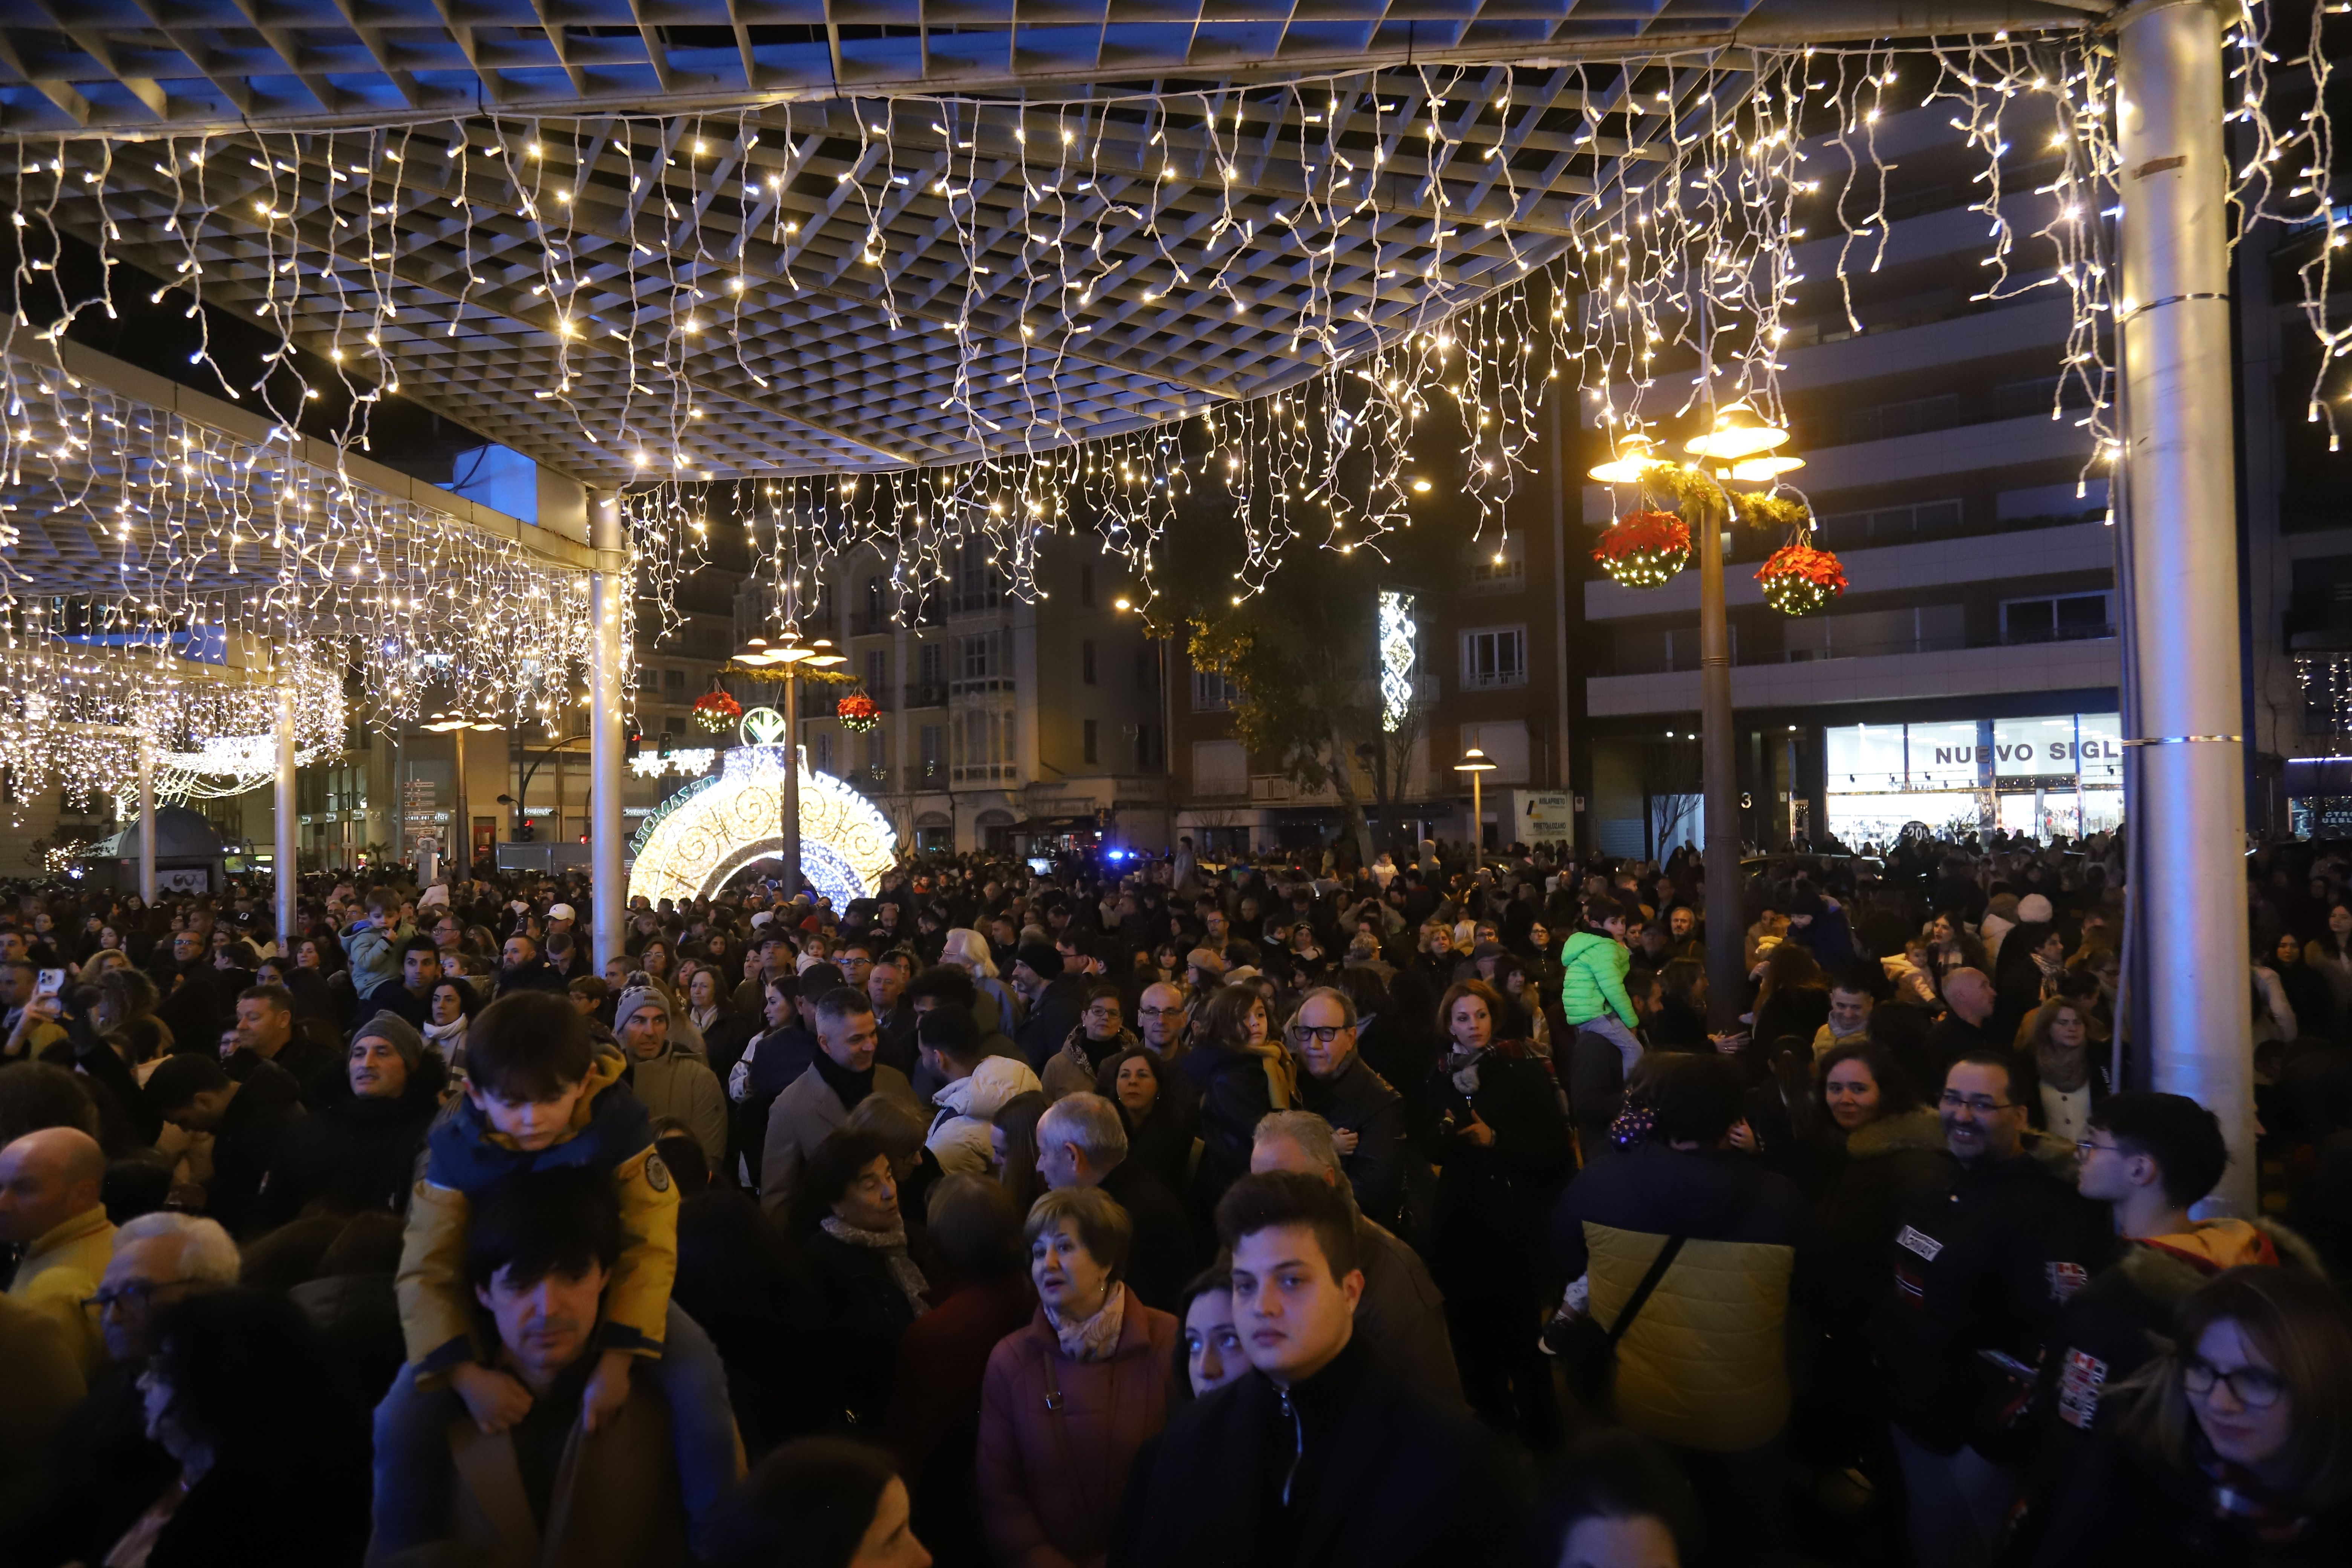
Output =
[{"x1": 942, "y1": 927, "x2": 1020, "y2": 1039}]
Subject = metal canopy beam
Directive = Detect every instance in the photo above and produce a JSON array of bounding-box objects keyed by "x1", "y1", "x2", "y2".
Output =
[{"x1": 0, "y1": 3, "x2": 2111, "y2": 136}]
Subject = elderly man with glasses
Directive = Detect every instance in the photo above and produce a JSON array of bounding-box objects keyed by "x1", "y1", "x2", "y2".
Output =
[
  {"x1": 1283, "y1": 987, "x2": 1409, "y2": 1234},
  {"x1": 26, "y1": 1214, "x2": 238, "y2": 1567},
  {"x1": 1874, "y1": 1052, "x2": 2106, "y2": 1568}
]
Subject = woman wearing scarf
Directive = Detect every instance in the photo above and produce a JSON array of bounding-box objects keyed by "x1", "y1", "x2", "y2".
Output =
[
  {"x1": 796, "y1": 1127, "x2": 932, "y2": 1430},
  {"x1": 977, "y1": 1186, "x2": 1177, "y2": 1568},
  {"x1": 2015, "y1": 996, "x2": 2113, "y2": 1149},
  {"x1": 1182, "y1": 985, "x2": 1296, "y2": 1225},
  {"x1": 1415, "y1": 977, "x2": 1573, "y2": 1449},
  {"x1": 422, "y1": 977, "x2": 475, "y2": 1075}
]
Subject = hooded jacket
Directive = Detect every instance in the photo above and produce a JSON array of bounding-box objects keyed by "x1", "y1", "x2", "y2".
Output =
[
  {"x1": 1041, "y1": 1024, "x2": 1139, "y2": 1102},
  {"x1": 927, "y1": 1056, "x2": 1044, "y2": 1176},
  {"x1": 2013, "y1": 1217, "x2": 2317, "y2": 1555},
  {"x1": 624, "y1": 1033, "x2": 730, "y2": 1164},
  {"x1": 1557, "y1": 929, "x2": 1639, "y2": 1029},
  {"x1": 398, "y1": 1045, "x2": 680, "y2": 1376}
]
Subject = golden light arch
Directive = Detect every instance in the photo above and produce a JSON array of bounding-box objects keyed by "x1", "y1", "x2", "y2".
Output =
[{"x1": 626, "y1": 746, "x2": 897, "y2": 909}]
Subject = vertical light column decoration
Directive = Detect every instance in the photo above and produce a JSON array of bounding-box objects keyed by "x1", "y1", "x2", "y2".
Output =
[
  {"x1": 1378, "y1": 591, "x2": 1417, "y2": 733},
  {"x1": 136, "y1": 738, "x2": 155, "y2": 906},
  {"x1": 274, "y1": 681, "x2": 297, "y2": 944},
  {"x1": 590, "y1": 491, "x2": 628, "y2": 972},
  {"x1": 2116, "y1": 0, "x2": 2254, "y2": 1214}
]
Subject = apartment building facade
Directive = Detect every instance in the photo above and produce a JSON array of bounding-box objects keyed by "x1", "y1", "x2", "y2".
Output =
[
  {"x1": 737, "y1": 534, "x2": 1170, "y2": 856},
  {"x1": 1165, "y1": 483, "x2": 1579, "y2": 857},
  {"x1": 1577, "y1": 104, "x2": 2123, "y2": 859}
]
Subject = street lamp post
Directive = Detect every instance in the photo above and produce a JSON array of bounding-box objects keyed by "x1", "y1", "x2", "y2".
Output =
[
  {"x1": 421, "y1": 710, "x2": 501, "y2": 885},
  {"x1": 1593, "y1": 403, "x2": 1806, "y2": 1032},
  {"x1": 731, "y1": 628, "x2": 845, "y2": 899},
  {"x1": 1453, "y1": 746, "x2": 1496, "y2": 859}
]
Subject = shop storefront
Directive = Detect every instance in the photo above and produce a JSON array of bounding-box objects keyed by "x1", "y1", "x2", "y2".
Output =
[{"x1": 1824, "y1": 712, "x2": 2122, "y2": 846}]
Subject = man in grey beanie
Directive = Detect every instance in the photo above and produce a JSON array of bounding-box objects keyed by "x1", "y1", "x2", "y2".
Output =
[
  {"x1": 249, "y1": 1010, "x2": 445, "y2": 1230},
  {"x1": 614, "y1": 983, "x2": 728, "y2": 1165}
]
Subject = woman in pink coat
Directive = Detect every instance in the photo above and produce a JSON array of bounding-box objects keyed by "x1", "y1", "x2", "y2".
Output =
[{"x1": 976, "y1": 1185, "x2": 1179, "y2": 1568}]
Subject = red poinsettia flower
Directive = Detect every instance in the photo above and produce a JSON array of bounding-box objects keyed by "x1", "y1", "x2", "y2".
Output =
[
  {"x1": 836, "y1": 693, "x2": 881, "y2": 732},
  {"x1": 691, "y1": 691, "x2": 744, "y2": 731},
  {"x1": 1756, "y1": 541, "x2": 1848, "y2": 615},
  {"x1": 1592, "y1": 510, "x2": 1692, "y2": 588}
]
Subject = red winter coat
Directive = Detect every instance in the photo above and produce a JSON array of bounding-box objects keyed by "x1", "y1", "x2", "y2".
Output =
[{"x1": 975, "y1": 1296, "x2": 1179, "y2": 1568}]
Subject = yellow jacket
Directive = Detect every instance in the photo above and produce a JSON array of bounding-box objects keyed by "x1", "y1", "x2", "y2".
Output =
[
  {"x1": 5, "y1": 1205, "x2": 115, "y2": 1376},
  {"x1": 1586, "y1": 1221, "x2": 1796, "y2": 1453},
  {"x1": 397, "y1": 1051, "x2": 680, "y2": 1375}
]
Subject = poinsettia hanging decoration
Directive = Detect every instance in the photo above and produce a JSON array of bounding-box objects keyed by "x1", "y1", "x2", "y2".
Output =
[
  {"x1": 836, "y1": 692, "x2": 881, "y2": 732},
  {"x1": 1592, "y1": 510, "x2": 1692, "y2": 589},
  {"x1": 1756, "y1": 541, "x2": 1848, "y2": 616},
  {"x1": 691, "y1": 690, "x2": 743, "y2": 732}
]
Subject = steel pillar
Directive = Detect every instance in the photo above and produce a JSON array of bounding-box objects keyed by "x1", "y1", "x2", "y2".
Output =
[
  {"x1": 590, "y1": 491, "x2": 628, "y2": 972},
  {"x1": 136, "y1": 740, "x2": 155, "y2": 906},
  {"x1": 273, "y1": 682, "x2": 297, "y2": 946},
  {"x1": 2116, "y1": 0, "x2": 2254, "y2": 1213},
  {"x1": 1697, "y1": 485, "x2": 1743, "y2": 1032}
]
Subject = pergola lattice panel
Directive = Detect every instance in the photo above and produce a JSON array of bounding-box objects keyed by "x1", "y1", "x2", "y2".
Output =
[{"x1": 0, "y1": 2, "x2": 2109, "y2": 485}]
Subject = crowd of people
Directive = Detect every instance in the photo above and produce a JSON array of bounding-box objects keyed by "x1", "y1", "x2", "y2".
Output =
[{"x1": 0, "y1": 828, "x2": 2349, "y2": 1567}]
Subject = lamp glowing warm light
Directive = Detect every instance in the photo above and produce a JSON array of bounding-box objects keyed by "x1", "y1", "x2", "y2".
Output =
[
  {"x1": 1683, "y1": 401, "x2": 1790, "y2": 461},
  {"x1": 1587, "y1": 432, "x2": 1666, "y2": 484},
  {"x1": 1729, "y1": 453, "x2": 1807, "y2": 482}
]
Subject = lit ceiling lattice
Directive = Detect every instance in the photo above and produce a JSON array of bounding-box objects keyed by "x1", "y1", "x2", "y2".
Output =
[{"x1": 627, "y1": 743, "x2": 895, "y2": 910}]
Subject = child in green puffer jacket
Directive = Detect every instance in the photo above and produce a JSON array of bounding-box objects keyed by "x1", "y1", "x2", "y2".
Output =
[{"x1": 1559, "y1": 897, "x2": 1642, "y2": 1069}]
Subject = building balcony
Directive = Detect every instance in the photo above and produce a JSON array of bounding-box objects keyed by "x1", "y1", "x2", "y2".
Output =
[
  {"x1": 1584, "y1": 521, "x2": 2115, "y2": 623},
  {"x1": 1586, "y1": 635, "x2": 2120, "y2": 718}
]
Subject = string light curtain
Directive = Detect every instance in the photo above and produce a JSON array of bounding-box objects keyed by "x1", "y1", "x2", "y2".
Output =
[
  {"x1": 0, "y1": 6, "x2": 2340, "y2": 627},
  {"x1": 0, "y1": 353, "x2": 603, "y2": 746}
]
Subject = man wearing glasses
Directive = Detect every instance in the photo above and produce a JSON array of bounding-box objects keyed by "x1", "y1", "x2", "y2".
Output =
[
  {"x1": 29, "y1": 1213, "x2": 238, "y2": 1567},
  {"x1": 1286, "y1": 988, "x2": 1408, "y2": 1233},
  {"x1": 1876, "y1": 1052, "x2": 2105, "y2": 1568},
  {"x1": 2009, "y1": 1092, "x2": 2291, "y2": 1553}
]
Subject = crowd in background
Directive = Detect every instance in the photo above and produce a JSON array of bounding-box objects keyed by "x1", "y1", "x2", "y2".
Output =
[{"x1": 0, "y1": 826, "x2": 2349, "y2": 1566}]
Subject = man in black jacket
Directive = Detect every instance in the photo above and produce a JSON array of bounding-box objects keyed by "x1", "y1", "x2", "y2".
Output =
[
  {"x1": 1113, "y1": 1172, "x2": 1510, "y2": 1568},
  {"x1": 1286, "y1": 987, "x2": 1409, "y2": 1231},
  {"x1": 1011, "y1": 940, "x2": 1085, "y2": 1070},
  {"x1": 144, "y1": 1053, "x2": 305, "y2": 1238},
  {"x1": 1874, "y1": 1052, "x2": 2105, "y2": 1568},
  {"x1": 1037, "y1": 1093, "x2": 1194, "y2": 1312},
  {"x1": 493, "y1": 933, "x2": 570, "y2": 998}
]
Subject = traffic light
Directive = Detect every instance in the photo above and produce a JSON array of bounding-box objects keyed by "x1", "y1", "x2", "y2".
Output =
[{"x1": 626, "y1": 728, "x2": 642, "y2": 761}]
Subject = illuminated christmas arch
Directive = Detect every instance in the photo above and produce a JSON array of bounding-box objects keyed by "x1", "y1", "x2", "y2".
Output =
[{"x1": 627, "y1": 745, "x2": 897, "y2": 910}]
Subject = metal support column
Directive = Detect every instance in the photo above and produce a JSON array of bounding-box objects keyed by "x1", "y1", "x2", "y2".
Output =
[
  {"x1": 781, "y1": 666, "x2": 802, "y2": 899},
  {"x1": 590, "y1": 491, "x2": 628, "y2": 972},
  {"x1": 2116, "y1": 0, "x2": 2254, "y2": 1213},
  {"x1": 1697, "y1": 485, "x2": 1743, "y2": 1032},
  {"x1": 136, "y1": 740, "x2": 155, "y2": 906},
  {"x1": 273, "y1": 682, "x2": 297, "y2": 946}
]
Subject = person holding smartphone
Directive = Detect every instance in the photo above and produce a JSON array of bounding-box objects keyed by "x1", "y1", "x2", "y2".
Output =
[{"x1": 1, "y1": 958, "x2": 68, "y2": 1061}]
